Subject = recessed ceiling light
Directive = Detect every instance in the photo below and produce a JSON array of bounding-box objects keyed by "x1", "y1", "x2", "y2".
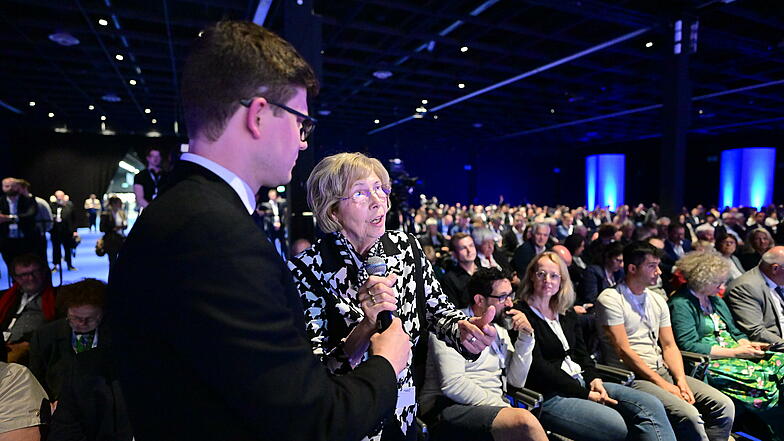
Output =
[
  {"x1": 29, "y1": 101, "x2": 35, "y2": 107},
  {"x1": 100, "y1": 115, "x2": 107, "y2": 121},
  {"x1": 433, "y1": 115, "x2": 438, "y2": 120},
  {"x1": 645, "y1": 41, "x2": 653, "y2": 48},
  {"x1": 460, "y1": 46, "x2": 468, "y2": 52},
  {"x1": 98, "y1": 18, "x2": 109, "y2": 26},
  {"x1": 698, "y1": 109, "x2": 704, "y2": 114},
  {"x1": 48, "y1": 32, "x2": 80, "y2": 47},
  {"x1": 88, "y1": 105, "x2": 94, "y2": 110},
  {"x1": 416, "y1": 106, "x2": 427, "y2": 113},
  {"x1": 48, "y1": 112, "x2": 54, "y2": 118},
  {"x1": 421, "y1": 99, "x2": 428, "y2": 104},
  {"x1": 372, "y1": 70, "x2": 393, "y2": 80},
  {"x1": 129, "y1": 79, "x2": 137, "y2": 85},
  {"x1": 550, "y1": 108, "x2": 555, "y2": 114},
  {"x1": 152, "y1": 118, "x2": 157, "y2": 124},
  {"x1": 413, "y1": 114, "x2": 423, "y2": 119},
  {"x1": 458, "y1": 83, "x2": 465, "y2": 89},
  {"x1": 198, "y1": 30, "x2": 204, "y2": 37},
  {"x1": 374, "y1": 119, "x2": 380, "y2": 124},
  {"x1": 115, "y1": 54, "x2": 124, "y2": 61},
  {"x1": 144, "y1": 108, "x2": 151, "y2": 114}
]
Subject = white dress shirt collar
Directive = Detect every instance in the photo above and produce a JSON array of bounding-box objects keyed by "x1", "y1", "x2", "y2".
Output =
[{"x1": 180, "y1": 153, "x2": 256, "y2": 215}]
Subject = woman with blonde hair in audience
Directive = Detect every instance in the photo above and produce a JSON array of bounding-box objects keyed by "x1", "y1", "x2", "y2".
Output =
[
  {"x1": 739, "y1": 227, "x2": 774, "y2": 270},
  {"x1": 288, "y1": 152, "x2": 511, "y2": 441},
  {"x1": 669, "y1": 250, "x2": 784, "y2": 438},
  {"x1": 512, "y1": 251, "x2": 675, "y2": 441}
]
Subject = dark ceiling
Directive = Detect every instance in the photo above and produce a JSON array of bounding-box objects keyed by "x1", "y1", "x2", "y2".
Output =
[{"x1": 1, "y1": 0, "x2": 783, "y2": 147}]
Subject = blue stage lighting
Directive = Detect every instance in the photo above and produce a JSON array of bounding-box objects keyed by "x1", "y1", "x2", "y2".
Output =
[
  {"x1": 585, "y1": 154, "x2": 625, "y2": 211},
  {"x1": 719, "y1": 148, "x2": 776, "y2": 209}
]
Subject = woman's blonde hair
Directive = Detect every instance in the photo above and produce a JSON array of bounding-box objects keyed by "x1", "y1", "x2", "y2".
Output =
[
  {"x1": 306, "y1": 152, "x2": 391, "y2": 233},
  {"x1": 518, "y1": 251, "x2": 575, "y2": 314},
  {"x1": 675, "y1": 250, "x2": 729, "y2": 294}
]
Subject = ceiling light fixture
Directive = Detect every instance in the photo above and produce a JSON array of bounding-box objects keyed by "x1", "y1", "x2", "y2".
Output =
[
  {"x1": 421, "y1": 99, "x2": 428, "y2": 104},
  {"x1": 100, "y1": 115, "x2": 107, "y2": 121},
  {"x1": 645, "y1": 41, "x2": 653, "y2": 48},
  {"x1": 460, "y1": 46, "x2": 468, "y2": 52},
  {"x1": 415, "y1": 106, "x2": 427, "y2": 113},
  {"x1": 48, "y1": 112, "x2": 54, "y2": 118},
  {"x1": 374, "y1": 119, "x2": 380, "y2": 124},
  {"x1": 152, "y1": 118, "x2": 157, "y2": 124},
  {"x1": 458, "y1": 83, "x2": 465, "y2": 89},
  {"x1": 550, "y1": 108, "x2": 555, "y2": 114},
  {"x1": 412, "y1": 114, "x2": 423, "y2": 119},
  {"x1": 144, "y1": 108, "x2": 151, "y2": 114},
  {"x1": 48, "y1": 32, "x2": 80, "y2": 47},
  {"x1": 29, "y1": 101, "x2": 35, "y2": 107},
  {"x1": 88, "y1": 105, "x2": 95, "y2": 110},
  {"x1": 115, "y1": 54, "x2": 124, "y2": 61},
  {"x1": 98, "y1": 18, "x2": 109, "y2": 26},
  {"x1": 129, "y1": 79, "x2": 137, "y2": 85},
  {"x1": 102, "y1": 93, "x2": 121, "y2": 102},
  {"x1": 372, "y1": 70, "x2": 393, "y2": 80}
]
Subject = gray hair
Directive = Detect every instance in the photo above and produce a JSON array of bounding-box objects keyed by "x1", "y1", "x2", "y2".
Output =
[
  {"x1": 306, "y1": 152, "x2": 391, "y2": 233},
  {"x1": 472, "y1": 228, "x2": 495, "y2": 246}
]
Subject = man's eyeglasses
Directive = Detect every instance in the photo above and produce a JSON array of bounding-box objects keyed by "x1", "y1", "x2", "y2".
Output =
[
  {"x1": 487, "y1": 292, "x2": 513, "y2": 302},
  {"x1": 12, "y1": 269, "x2": 42, "y2": 279},
  {"x1": 239, "y1": 98, "x2": 317, "y2": 142},
  {"x1": 340, "y1": 185, "x2": 392, "y2": 205},
  {"x1": 534, "y1": 270, "x2": 561, "y2": 281},
  {"x1": 67, "y1": 315, "x2": 100, "y2": 325}
]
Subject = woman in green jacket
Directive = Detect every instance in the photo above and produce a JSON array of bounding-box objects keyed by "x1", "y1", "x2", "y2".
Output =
[{"x1": 669, "y1": 250, "x2": 784, "y2": 432}]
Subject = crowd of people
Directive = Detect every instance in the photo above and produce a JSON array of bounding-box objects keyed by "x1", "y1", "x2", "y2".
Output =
[{"x1": 4, "y1": 19, "x2": 784, "y2": 441}]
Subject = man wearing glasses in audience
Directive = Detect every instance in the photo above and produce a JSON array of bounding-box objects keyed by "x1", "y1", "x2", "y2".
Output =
[
  {"x1": 29, "y1": 278, "x2": 107, "y2": 405},
  {"x1": 0, "y1": 253, "x2": 57, "y2": 364}
]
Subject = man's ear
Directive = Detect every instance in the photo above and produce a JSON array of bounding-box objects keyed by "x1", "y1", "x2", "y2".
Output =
[
  {"x1": 245, "y1": 97, "x2": 268, "y2": 140},
  {"x1": 472, "y1": 294, "x2": 485, "y2": 308}
]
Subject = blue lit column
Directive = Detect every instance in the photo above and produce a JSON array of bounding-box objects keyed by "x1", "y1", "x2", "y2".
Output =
[
  {"x1": 719, "y1": 147, "x2": 776, "y2": 209},
  {"x1": 586, "y1": 154, "x2": 625, "y2": 211}
]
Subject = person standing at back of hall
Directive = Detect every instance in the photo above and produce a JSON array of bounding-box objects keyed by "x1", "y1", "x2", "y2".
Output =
[{"x1": 133, "y1": 148, "x2": 166, "y2": 210}]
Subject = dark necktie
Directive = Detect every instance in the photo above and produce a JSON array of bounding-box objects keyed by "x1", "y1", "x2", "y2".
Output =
[{"x1": 775, "y1": 286, "x2": 784, "y2": 305}]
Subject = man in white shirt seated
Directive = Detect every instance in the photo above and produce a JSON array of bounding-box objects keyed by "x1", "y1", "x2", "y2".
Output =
[
  {"x1": 596, "y1": 242, "x2": 734, "y2": 441},
  {"x1": 419, "y1": 267, "x2": 546, "y2": 441}
]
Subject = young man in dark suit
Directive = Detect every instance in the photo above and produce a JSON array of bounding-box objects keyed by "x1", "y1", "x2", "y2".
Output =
[
  {"x1": 107, "y1": 21, "x2": 410, "y2": 441},
  {"x1": 50, "y1": 190, "x2": 78, "y2": 271}
]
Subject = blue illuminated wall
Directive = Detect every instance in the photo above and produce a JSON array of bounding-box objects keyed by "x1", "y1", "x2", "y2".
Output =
[
  {"x1": 585, "y1": 154, "x2": 625, "y2": 210},
  {"x1": 719, "y1": 147, "x2": 776, "y2": 209}
]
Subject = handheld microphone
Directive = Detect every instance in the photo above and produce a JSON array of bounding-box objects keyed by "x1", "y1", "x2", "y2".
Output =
[{"x1": 365, "y1": 256, "x2": 392, "y2": 332}]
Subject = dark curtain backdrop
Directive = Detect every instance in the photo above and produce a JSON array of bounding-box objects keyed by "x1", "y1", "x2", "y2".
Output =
[{"x1": 5, "y1": 129, "x2": 181, "y2": 227}]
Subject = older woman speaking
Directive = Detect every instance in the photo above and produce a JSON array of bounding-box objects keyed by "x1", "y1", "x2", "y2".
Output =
[{"x1": 288, "y1": 152, "x2": 497, "y2": 441}]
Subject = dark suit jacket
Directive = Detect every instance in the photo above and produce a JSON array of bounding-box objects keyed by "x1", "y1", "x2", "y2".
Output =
[
  {"x1": 577, "y1": 265, "x2": 624, "y2": 305},
  {"x1": 725, "y1": 266, "x2": 784, "y2": 344},
  {"x1": 48, "y1": 347, "x2": 133, "y2": 441},
  {"x1": 518, "y1": 302, "x2": 598, "y2": 399},
  {"x1": 51, "y1": 201, "x2": 78, "y2": 233},
  {"x1": 0, "y1": 194, "x2": 37, "y2": 243},
  {"x1": 29, "y1": 319, "x2": 110, "y2": 400},
  {"x1": 107, "y1": 162, "x2": 397, "y2": 441},
  {"x1": 502, "y1": 228, "x2": 523, "y2": 257},
  {"x1": 511, "y1": 240, "x2": 552, "y2": 276}
]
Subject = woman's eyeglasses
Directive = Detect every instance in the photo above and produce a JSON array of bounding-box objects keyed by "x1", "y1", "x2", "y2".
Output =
[{"x1": 340, "y1": 185, "x2": 392, "y2": 204}]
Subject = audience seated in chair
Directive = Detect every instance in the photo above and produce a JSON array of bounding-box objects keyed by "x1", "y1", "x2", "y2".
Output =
[
  {"x1": 29, "y1": 279, "x2": 108, "y2": 403},
  {"x1": 725, "y1": 246, "x2": 784, "y2": 345},
  {"x1": 0, "y1": 361, "x2": 48, "y2": 441},
  {"x1": 0, "y1": 253, "x2": 58, "y2": 365},
  {"x1": 596, "y1": 242, "x2": 734, "y2": 441},
  {"x1": 516, "y1": 251, "x2": 675, "y2": 441},
  {"x1": 669, "y1": 250, "x2": 784, "y2": 439},
  {"x1": 419, "y1": 267, "x2": 547, "y2": 441}
]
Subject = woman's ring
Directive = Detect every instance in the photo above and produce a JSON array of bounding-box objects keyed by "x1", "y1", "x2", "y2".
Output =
[{"x1": 469, "y1": 336, "x2": 477, "y2": 343}]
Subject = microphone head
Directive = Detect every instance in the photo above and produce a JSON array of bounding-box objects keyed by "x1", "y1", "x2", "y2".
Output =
[{"x1": 365, "y1": 256, "x2": 387, "y2": 276}]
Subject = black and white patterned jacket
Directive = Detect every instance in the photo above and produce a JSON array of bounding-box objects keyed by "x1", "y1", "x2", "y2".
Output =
[{"x1": 288, "y1": 230, "x2": 472, "y2": 440}]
